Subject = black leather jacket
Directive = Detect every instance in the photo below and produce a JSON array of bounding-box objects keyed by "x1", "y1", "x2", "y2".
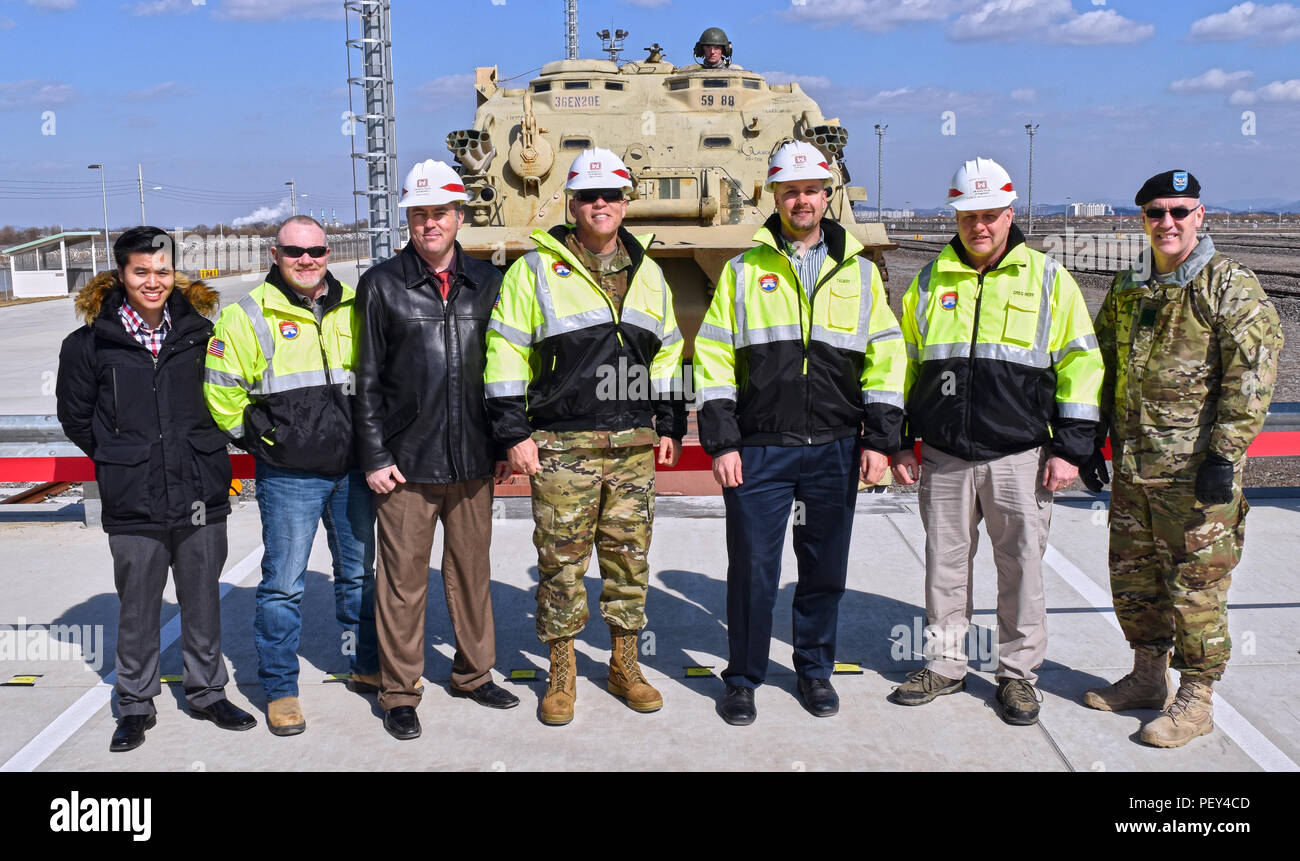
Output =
[{"x1": 353, "y1": 242, "x2": 503, "y2": 483}]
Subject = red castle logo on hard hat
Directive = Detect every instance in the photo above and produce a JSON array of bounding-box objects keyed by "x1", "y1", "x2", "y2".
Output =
[
  {"x1": 794, "y1": 154, "x2": 807, "y2": 165},
  {"x1": 974, "y1": 180, "x2": 988, "y2": 191},
  {"x1": 591, "y1": 161, "x2": 601, "y2": 170},
  {"x1": 416, "y1": 178, "x2": 429, "y2": 188}
]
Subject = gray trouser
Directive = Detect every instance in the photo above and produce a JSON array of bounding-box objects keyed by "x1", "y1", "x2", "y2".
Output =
[
  {"x1": 919, "y1": 445, "x2": 1052, "y2": 683},
  {"x1": 108, "y1": 521, "x2": 230, "y2": 716}
]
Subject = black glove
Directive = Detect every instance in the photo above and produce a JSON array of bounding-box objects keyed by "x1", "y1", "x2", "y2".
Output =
[
  {"x1": 1079, "y1": 448, "x2": 1110, "y2": 492},
  {"x1": 1194, "y1": 454, "x2": 1236, "y2": 505}
]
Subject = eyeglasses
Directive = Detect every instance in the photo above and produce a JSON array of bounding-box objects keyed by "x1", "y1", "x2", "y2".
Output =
[
  {"x1": 573, "y1": 189, "x2": 625, "y2": 204},
  {"x1": 1143, "y1": 206, "x2": 1199, "y2": 221},
  {"x1": 277, "y1": 245, "x2": 329, "y2": 258}
]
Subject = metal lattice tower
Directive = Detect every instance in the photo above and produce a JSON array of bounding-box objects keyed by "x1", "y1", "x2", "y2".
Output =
[
  {"x1": 565, "y1": 0, "x2": 578, "y2": 59},
  {"x1": 346, "y1": 0, "x2": 401, "y2": 263}
]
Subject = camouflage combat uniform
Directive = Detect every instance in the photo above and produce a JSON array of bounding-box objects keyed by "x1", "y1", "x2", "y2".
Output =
[
  {"x1": 485, "y1": 227, "x2": 685, "y2": 643},
  {"x1": 1095, "y1": 237, "x2": 1282, "y2": 680}
]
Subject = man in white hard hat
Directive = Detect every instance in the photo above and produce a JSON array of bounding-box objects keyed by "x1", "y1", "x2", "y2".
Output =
[
  {"x1": 485, "y1": 146, "x2": 686, "y2": 726},
  {"x1": 887, "y1": 157, "x2": 1103, "y2": 725},
  {"x1": 351, "y1": 159, "x2": 519, "y2": 739},
  {"x1": 693, "y1": 140, "x2": 906, "y2": 725}
]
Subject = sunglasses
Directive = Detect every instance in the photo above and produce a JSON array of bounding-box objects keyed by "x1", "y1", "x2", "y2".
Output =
[
  {"x1": 278, "y1": 244, "x2": 329, "y2": 258},
  {"x1": 1143, "y1": 206, "x2": 1199, "y2": 221},
  {"x1": 573, "y1": 189, "x2": 625, "y2": 204}
]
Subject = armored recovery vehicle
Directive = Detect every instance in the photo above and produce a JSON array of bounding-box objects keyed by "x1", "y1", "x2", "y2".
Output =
[{"x1": 444, "y1": 43, "x2": 894, "y2": 355}]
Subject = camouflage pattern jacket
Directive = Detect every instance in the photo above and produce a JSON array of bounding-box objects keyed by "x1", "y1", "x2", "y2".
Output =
[{"x1": 1095, "y1": 236, "x2": 1282, "y2": 483}]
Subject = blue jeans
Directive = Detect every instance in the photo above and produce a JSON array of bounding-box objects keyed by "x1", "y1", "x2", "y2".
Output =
[{"x1": 253, "y1": 461, "x2": 379, "y2": 700}]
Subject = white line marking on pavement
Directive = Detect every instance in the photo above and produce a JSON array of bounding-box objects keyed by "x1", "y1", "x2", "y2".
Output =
[
  {"x1": 0, "y1": 545, "x2": 263, "y2": 773},
  {"x1": 1044, "y1": 544, "x2": 1299, "y2": 773}
]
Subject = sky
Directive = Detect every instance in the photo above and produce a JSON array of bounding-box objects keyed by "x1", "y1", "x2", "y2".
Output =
[{"x1": 1, "y1": 0, "x2": 1298, "y2": 232}]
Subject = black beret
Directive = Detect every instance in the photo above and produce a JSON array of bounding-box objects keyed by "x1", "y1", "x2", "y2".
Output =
[{"x1": 1134, "y1": 170, "x2": 1200, "y2": 206}]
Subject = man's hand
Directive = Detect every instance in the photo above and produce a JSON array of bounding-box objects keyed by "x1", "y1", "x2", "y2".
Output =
[
  {"x1": 860, "y1": 449, "x2": 888, "y2": 485},
  {"x1": 657, "y1": 436, "x2": 681, "y2": 467},
  {"x1": 366, "y1": 464, "x2": 406, "y2": 494},
  {"x1": 1195, "y1": 453, "x2": 1235, "y2": 505},
  {"x1": 891, "y1": 448, "x2": 920, "y2": 486},
  {"x1": 1079, "y1": 448, "x2": 1110, "y2": 493},
  {"x1": 712, "y1": 450, "x2": 743, "y2": 488},
  {"x1": 1041, "y1": 455, "x2": 1078, "y2": 493},
  {"x1": 493, "y1": 460, "x2": 511, "y2": 482},
  {"x1": 508, "y1": 438, "x2": 541, "y2": 476}
]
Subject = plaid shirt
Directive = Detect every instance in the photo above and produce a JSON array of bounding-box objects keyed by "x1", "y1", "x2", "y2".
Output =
[{"x1": 118, "y1": 301, "x2": 172, "y2": 357}]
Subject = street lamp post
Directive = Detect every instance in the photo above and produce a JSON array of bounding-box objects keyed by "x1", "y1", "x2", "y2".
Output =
[
  {"x1": 1024, "y1": 123, "x2": 1039, "y2": 235},
  {"x1": 87, "y1": 164, "x2": 109, "y2": 274},
  {"x1": 1066, "y1": 196, "x2": 1072, "y2": 232},
  {"x1": 873, "y1": 124, "x2": 887, "y2": 223},
  {"x1": 285, "y1": 179, "x2": 297, "y2": 216}
]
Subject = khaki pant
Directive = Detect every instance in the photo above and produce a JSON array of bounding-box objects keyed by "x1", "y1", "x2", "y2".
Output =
[
  {"x1": 919, "y1": 444, "x2": 1053, "y2": 683},
  {"x1": 374, "y1": 478, "x2": 497, "y2": 710}
]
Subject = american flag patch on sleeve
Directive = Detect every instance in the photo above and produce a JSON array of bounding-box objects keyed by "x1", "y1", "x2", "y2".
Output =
[{"x1": 207, "y1": 339, "x2": 225, "y2": 358}]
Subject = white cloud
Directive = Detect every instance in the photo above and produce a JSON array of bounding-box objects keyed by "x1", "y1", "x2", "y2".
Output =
[
  {"x1": 0, "y1": 79, "x2": 77, "y2": 111},
  {"x1": 1190, "y1": 2, "x2": 1300, "y2": 42},
  {"x1": 232, "y1": 198, "x2": 292, "y2": 228},
  {"x1": 214, "y1": 0, "x2": 339, "y2": 21},
  {"x1": 130, "y1": 0, "x2": 199, "y2": 15},
  {"x1": 1010, "y1": 88, "x2": 1037, "y2": 102},
  {"x1": 785, "y1": 0, "x2": 968, "y2": 33},
  {"x1": 1169, "y1": 68, "x2": 1255, "y2": 93},
  {"x1": 123, "y1": 81, "x2": 186, "y2": 102},
  {"x1": 1229, "y1": 79, "x2": 1300, "y2": 104},
  {"x1": 758, "y1": 71, "x2": 833, "y2": 91},
  {"x1": 846, "y1": 85, "x2": 983, "y2": 114},
  {"x1": 1052, "y1": 9, "x2": 1154, "y2": 44},
  {"x1": 949, "y1": 0, "x2": 1153, "y2": 44},
  {"x1": 411, "y1": 73, "x2": 476, "y2": 111}
]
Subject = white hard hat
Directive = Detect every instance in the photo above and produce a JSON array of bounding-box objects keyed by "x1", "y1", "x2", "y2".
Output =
[
  {"x1": 565, "y1": 147, "x2": 633, "y2": 191},
  {"x1": 946, "y1": 157, "x2": 1017, "y2": 211},
  {"x1": 765, "y1": 140, "x2": 833, "y2": 192},
  {"x1": 398, "y1": 159, "x2": 469, "y2": 207}
]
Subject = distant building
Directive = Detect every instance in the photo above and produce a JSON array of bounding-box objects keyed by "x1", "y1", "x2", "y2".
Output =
[{"x1": 1067, "y1": 202, "x2": 1113, "y2": 217}]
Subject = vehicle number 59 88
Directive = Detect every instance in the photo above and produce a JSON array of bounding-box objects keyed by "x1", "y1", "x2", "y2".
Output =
[{"x1": 701, "y1": 94, "x2": 735, "y2": 107}]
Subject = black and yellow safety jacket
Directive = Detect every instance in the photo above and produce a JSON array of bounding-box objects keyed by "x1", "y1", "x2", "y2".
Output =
[
  {"x1": 203, "y1": 267, "x2": 358, "y2": 474},
  {"x1": 484, "y1": 225, "x2": 686, "y2": 447},
  {"x1": 693, "y1": 214, "x2": 906, "y2": 456},
  {"x1": 900, "y1": 225, "x2": 1103, "y2": 464}
]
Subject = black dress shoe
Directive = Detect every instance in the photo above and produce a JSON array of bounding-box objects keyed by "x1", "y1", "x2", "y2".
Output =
[
  {"x1": 110, "y1": 714, "x2": 157, "y2": 753},
  {"x1": 797, "y1": 677, "x2": 839, "y2": 717},
  {"x1": 718, "y1": 685, "x2": 756, "y2": 726},
  {"x1": 190, "y1": 698, "x2": 258, "y2": 731},
  {"x1": 451, "y1": 680, "x2": 520, "y2": 709},
  {"x1": 384, "y1": 706, "x2": 421, "y2": 740}
]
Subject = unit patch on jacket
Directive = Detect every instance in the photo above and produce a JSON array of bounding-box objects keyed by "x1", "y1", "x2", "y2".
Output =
[
  {"x1": 759, "y1": 274, "x2": 779, "y2": 293},
  {"x1": 279, "y1": 321, "x2": 300, "y2": 339},
  {"x1": 551, "y1": 261, "x2": 572, "y2": 278},
  {"x1": 940, "y1": 291, "x2": 958, "y2": 310},
  {"x1": 207, "y1": 338, "x2": 225, "y2": 358}
]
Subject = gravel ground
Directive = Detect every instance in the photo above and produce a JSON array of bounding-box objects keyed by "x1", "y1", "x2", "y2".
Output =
[{"x1": 881, "y1": 244, "x2": 1300, "y2": 489}]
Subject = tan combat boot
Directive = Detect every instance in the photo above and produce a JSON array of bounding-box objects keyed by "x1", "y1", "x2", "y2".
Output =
[
  {"x1": 267, "y1": 696, "x2": 306, "y2": 736},
  {"x1": 540, "y1": 637, "x2": 577, "y2": 726},
  {"x1": 1083, "y1": 645, "x2": 1174, "y2": 711},
  {"x1": 1139, "y1": 677, "x2": 1215, "y2": 748},
  {"x1": 607, "y1": 626, "x2": 663, "y2": 713}
]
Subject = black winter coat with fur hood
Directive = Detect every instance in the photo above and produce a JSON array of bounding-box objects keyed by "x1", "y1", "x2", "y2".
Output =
[{"x1": 56, "y1": 272, "x2": 233, "y2": 534}]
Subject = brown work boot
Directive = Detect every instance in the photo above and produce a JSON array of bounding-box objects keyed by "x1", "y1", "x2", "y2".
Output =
[
  {"x1": 540, "y1": 637, "x2": 577, "y2": 726},
  {"x1": 607, "y1": 626, "x2": 663, "y2": 713},
  {"x1": 1083, "y1": 645, "x2": 1174, "y2": 712},
  {"x1": 1139, "y1": 677, "x2": 1215, "y2": 748},
  {"x1": 267, "y1": 696, "x2": 306, "y2": 736}
]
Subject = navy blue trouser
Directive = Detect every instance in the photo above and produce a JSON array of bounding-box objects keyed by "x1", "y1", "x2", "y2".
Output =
[{"x1": 722, "y1": 437, "x2": 858, "y2": 688}]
